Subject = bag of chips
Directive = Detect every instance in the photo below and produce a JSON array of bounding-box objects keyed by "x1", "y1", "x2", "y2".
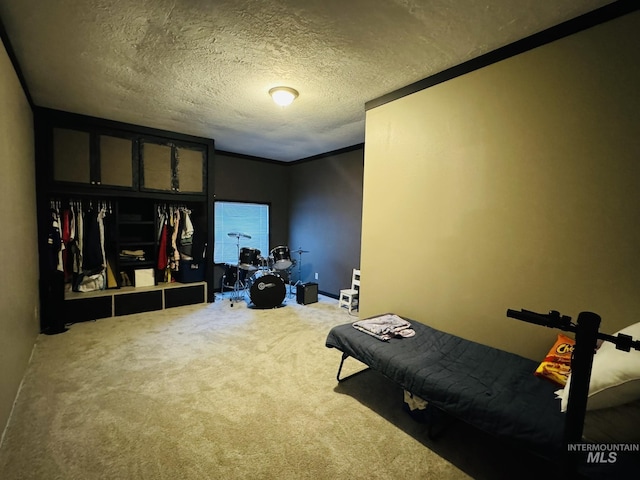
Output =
[{"x1": 535, "y1": 333, "x2": 575, "y2": 386}]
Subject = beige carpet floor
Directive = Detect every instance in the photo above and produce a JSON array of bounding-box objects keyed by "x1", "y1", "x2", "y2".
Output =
[{"x1": 0, "y1": 292, "x2": 560, "y2": 479}]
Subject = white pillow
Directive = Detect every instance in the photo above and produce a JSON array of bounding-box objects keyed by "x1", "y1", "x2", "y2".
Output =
[{"x1": 560, "y1": 321, "x2": 640, "y2": 412}]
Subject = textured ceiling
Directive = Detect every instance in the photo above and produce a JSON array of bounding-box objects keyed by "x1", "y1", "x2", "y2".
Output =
[{"x1": 0, "y1": 0, "x2": 614, "y2": 161}]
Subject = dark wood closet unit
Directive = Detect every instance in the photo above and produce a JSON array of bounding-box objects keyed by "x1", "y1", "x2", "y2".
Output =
[{"x1": 35, "y1": 108, "x2": 215, "y2": 334}]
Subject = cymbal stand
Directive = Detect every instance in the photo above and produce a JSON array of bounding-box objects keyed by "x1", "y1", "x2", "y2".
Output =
[
  {"x1": 227, "y1": 232, "x2": 250, "y2": 307},
  {"x1": 289, "y1": 247, "x2": 308, "y2": 297}
]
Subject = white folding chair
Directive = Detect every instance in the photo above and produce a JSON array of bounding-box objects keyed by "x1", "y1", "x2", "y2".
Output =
[{"x1": 338, "y1": 268, "x2": 360, "y2": 313}]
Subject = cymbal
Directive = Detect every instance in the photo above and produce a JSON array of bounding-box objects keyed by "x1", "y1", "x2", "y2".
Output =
[
  {"x1": 292, "y1": 249, "x2": 309, "y2": 254},
  {"x1": 227, "y1": 232, "x2": 251, "y2": 239}
]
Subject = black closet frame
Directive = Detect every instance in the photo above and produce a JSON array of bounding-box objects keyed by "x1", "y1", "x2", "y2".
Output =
[{"x1": 34, "y1": 108, "x2": 216, "y2": 333}]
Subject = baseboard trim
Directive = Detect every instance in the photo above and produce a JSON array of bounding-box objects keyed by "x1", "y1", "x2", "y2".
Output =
[{"x1": 0, "y1": 340, "x2": 38, "y2": 449}]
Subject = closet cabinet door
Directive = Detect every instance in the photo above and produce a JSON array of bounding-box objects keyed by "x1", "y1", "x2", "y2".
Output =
[
  {"x1": 52, "y1": 128, "x2": 136, "y2": 189},
  {"x1": 140, "y1": 141, "x2": 205, "y2": 194},
  {"x1": 52, "y1": 128, "x2": 91, "y2": 184},
  {"x1": 176, "y1": 146, "x2": 205, "y2": 193},
  {"x1": 140, "y1": 141, "x2": 176, "y2": 192},
  {"x1": 99, "y1": 135, "x2": 135, "y2": 188}
]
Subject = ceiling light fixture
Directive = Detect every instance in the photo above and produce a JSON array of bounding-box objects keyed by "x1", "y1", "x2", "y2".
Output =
[{"x1": 269, "y1": 86, "x2": 299, "y2": 107}]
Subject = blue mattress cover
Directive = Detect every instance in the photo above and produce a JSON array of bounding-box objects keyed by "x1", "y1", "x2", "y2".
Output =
[{"x1": 326, "y1": 317, "x2": 565, "y2": 458}]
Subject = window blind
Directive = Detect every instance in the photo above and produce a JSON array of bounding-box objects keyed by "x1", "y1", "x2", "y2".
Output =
[{"x1": 214, "y1": 201, "x2": 269, "y2": 265}]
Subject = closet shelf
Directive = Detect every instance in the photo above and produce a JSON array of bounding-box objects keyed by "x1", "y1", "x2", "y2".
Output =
[
  {"x1": 118, "y1": 241, "x2": 156, "y2": 247},
  {"x1": 119, "y1": 260, "x2": 155, "y2": 267}
]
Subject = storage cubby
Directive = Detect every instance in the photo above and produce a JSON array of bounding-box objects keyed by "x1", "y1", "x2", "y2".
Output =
[
  {"x1": 115, "y1": 198, "x2": 157, "y2": 288},
  {"x1": 64, "y1": 282, "x2": 208, "y2": 322}
]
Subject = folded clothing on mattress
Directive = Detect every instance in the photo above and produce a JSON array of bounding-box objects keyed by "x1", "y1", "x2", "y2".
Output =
[{"x1": 352, "y1": 314, "x2": 416, "y2": 340}]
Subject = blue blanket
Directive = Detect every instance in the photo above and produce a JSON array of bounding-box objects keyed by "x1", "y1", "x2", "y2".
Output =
[{"x1": 326, "y1": 317, "x2": 565, "y2": 459}]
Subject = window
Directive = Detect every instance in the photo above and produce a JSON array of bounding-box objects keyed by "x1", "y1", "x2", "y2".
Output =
[{"x1": 214, "y1": 201, "x2": 269, "y2": 265}]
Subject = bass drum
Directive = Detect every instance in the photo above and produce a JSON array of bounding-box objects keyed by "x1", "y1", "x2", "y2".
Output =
[{"x1": 248, "y1": 271, "x2": 286, "y2": 309}]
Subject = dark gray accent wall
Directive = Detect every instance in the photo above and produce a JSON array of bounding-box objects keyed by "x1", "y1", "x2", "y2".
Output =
[
  {"x1": 289, "y1": 148, "x2": 364, "y2": 297},
  {"x1": 213, "y1": 152, "x2": 290, "y2": 289},
  {"x1": 212, "y1": 148, "x2": 364, "y2": 298}
]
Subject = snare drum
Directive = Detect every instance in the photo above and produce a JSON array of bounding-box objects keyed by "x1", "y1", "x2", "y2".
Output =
[
  {"x1": 239, "y1": 247, "x2": 261, "y2": 271},
  {"x1": 270, "y1": 245, "x2": 292, "y2": 270},
  {"x1": 247, "y1": 271, "x2": 286, "y2": 309}
]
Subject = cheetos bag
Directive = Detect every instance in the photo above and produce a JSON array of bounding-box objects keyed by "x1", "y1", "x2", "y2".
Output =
[{"x1": 534, "y1": 333, "x2": 575, "y2": 386}]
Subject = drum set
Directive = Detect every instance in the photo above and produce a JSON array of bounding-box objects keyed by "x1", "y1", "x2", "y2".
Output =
[{"x1": 223, "y1": 232, "x2": 309, "y2": 309}]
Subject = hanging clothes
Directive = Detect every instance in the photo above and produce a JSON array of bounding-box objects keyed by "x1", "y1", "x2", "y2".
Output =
[
  {"x1": 82, "y1": 206, "x2": 104, "y2": 273},
  {"x1": 72, "y1": 202, "x2": 109, "y2": 293},
  {"x1": 179, "y1": 208, "x2": 194, "y2": 259},
  {"x1": 156, "y1": 205, "x2": 167, "y2": 243},
  {"x1": 68, "y1": 205, "x2": 77, "y2": 276},
  {"x1": 43, "y1": 202, "x2": 67, "y2": 333},
  {"x1": 61, "y1": 208, "x2": 72, "y2": 281},
  {"x1": 74, "y1": 202, "x2": 84, "y2": 274},
  {"x1": 98, "y1": 206, "x2": 107, "y2": 269},
  {"x1": 182, "y1": 210, "x2": 194, "y2": 239},
  {"x1": 157, "y1": 218, "x2": 169, "y2": 271},
  {"x1": 170, "y1": 207, "x2": 181, "y2": 272},
  {"x1": 47, "y1": 208, "x2": 63, "y2": 272},
  {"x1": 47, "y1": 198, "x2": 116, "y2": 293}
]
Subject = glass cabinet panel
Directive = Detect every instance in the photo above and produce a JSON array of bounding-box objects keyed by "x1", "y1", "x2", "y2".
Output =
[
  {"x1": 142, "y1": 142, "x2": 173, "y2": 191},
  {"x1": 176, "y1": 147, "x2": 204, "y2": 193},
  {"x1": 53, "y1": 128, "x2": 91, "y2": 184},
  {"x1": 99, "y1": 135, "x2": 133, "y2": 187}
]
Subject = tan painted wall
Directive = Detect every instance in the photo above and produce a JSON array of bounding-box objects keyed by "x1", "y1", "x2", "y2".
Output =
[
  {"x1": 0, "y1": 41, "x2": 38, "y2": 434},
  {"x1": 361, "y1": 12, "x2": 640, "y2": 360}
]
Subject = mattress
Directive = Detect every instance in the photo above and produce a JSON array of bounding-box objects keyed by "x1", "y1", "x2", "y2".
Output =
[{"x1": 326, "y1": 318, "x2": 565, "y2": 459}]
